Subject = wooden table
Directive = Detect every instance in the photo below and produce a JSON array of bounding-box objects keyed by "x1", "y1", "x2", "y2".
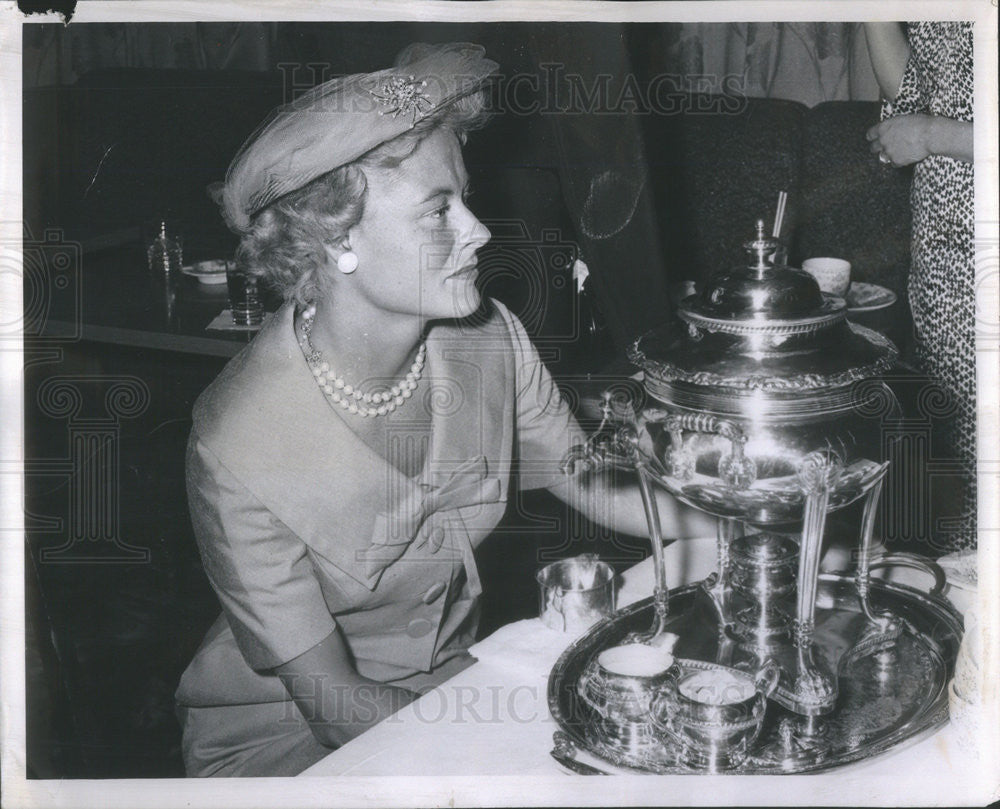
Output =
[{"x1": 35, "y1": 244, "x2": 260, "y2": 357}]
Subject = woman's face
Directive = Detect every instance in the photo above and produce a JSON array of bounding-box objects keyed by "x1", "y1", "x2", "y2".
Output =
[{"x1": 343, "y1": 128, "x2": 491, "y2": 323}]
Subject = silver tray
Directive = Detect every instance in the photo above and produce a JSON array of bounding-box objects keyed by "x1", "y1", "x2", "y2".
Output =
[{"x1": 548, "y1": 573, "x2": 962, "y2": 774}]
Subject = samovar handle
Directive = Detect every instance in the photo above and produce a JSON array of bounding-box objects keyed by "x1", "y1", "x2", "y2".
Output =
[
  {"x1": 647, "y1": 663, "x2": 683, "y2": 735},
  {"x1": 865, "y1": 553, "x2": 947, "y2": 598},
  {"x1": 652, "y1": 412, "x2": 757, "y2": 489}
]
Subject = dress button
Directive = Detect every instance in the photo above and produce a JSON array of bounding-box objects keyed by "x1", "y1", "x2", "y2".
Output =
[
  {"x1": 406, "y1": 618, "x2": 434, "y2": 638},
  {"x1": 422, "y1": 582, "x2": 447, "y2": 604}
]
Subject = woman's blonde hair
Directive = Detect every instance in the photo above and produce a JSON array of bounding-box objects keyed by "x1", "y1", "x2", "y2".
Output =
[{"x1": 235, "y1": 91, "x2": 490, "y2": 308}]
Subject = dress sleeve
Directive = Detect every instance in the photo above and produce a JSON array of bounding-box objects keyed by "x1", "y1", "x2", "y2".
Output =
[
  {"x1": 186, "y1": 432, "x2": 337, "y2": 671},
  {"x1": 497, "y1": 303, "x2": 588, "y2": 490}
]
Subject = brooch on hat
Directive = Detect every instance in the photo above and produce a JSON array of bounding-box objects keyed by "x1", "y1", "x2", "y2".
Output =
[{"x1": 370, "y1": 75, "x2": 432, "y2": 123}]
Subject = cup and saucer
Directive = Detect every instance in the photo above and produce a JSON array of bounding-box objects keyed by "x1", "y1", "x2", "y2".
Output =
[{"x1": 802, "y1": 257, "x2": 897, "y2": 312}]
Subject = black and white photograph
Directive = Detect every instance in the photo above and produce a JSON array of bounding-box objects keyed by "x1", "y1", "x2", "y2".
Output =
[{"x1": 2, "y1": 1, "x2": 998, "y2": 806}]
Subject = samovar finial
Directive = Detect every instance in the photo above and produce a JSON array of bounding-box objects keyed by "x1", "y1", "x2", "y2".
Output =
[{"x1": 744, "y1": 218, "x2": 781, "y2": 273}]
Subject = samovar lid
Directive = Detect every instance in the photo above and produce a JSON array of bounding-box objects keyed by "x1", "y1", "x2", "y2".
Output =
[
  {"x1": 682, "y1": 221, "x2": 843, "y2": 327},
  {"x1": 629, "y1": 221, "x2": 897, "y2": 393}
]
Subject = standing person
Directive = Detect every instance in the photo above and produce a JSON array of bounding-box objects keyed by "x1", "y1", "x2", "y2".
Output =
[
  {"x1": 864, "y1": 21, "x2": 975, "y2": 552},
  {"x1": 175, "y1": 42, "x2": 715, "y2": 777}
]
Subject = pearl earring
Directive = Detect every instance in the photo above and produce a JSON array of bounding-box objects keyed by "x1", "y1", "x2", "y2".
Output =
[{"x1": 337, "y1": 251, "x2": 359, "y2": 274}]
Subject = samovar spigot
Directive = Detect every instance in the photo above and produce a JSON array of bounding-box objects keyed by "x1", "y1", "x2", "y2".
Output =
[
  {"x1": 559, "y1": 391, "x2": 672, "y2": 641},
  {"x1": 560, "y1": 391, "x2": 630, "y2": 475},
  {"x1": 643, "y1": 409, "x2": 756, "y2": 632}
]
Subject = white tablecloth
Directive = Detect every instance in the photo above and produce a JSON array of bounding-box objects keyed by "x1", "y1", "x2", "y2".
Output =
[{"x1": 300, "y1": 539, "x2": 993, "y2": 803}]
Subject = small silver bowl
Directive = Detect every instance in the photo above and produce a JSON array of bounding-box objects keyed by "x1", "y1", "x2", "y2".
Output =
[
  {"x1": 577, "y1": 643, "x2": 677, "y2": 764},
  {"x1": 650, "y1": 659, "x2": 780, "y2": 771}
]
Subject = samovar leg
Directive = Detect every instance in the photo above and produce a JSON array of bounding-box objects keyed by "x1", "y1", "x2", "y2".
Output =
[
  {"x1": 634, "y1": 462, "x2": 671, "y2": 642},
  {"x1": 856, "y1": 463, "x2": 894, "y2": 623},
  {"x1": 784, "y1": 451, "x2": 841, "y2": 715},
  {"x1": 841, "y1": 462, "x2": 906, "y2": 660},
  {"x1": 846, "y1": 458, "x2": 946, "y2": 665}
]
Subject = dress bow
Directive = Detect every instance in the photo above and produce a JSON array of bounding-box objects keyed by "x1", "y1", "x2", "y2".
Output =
[{"x1": 360, "y1": 455, "x2": 502, "y2": 582}]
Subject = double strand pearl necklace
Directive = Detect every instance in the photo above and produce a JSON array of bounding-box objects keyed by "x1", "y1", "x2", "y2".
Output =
[{"x1": 298, "y1": 305, "x2": 425, "y2": 418}]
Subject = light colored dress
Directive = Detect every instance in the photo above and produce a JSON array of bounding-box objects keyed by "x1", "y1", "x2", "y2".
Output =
[
  {"x1": 175, "y1": 299, "x2": 583, "y2": 776},
  {"x1": 882, "y1": 22, "x2": 976, "y2": 551}
]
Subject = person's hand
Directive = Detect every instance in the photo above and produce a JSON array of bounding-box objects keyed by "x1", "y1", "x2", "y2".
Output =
[{"x1": 866, "y1": 114, "x2": 936, "y2": 166}]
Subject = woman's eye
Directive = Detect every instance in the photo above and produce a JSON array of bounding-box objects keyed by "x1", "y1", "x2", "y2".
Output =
[{"x1": 429, "y1": 203, "x2": 450, "y2": 220}]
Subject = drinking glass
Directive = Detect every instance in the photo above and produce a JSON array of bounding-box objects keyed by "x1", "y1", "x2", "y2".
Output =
[{"x1": 226, "y1": 264, "x2": 263, "y2": 326}]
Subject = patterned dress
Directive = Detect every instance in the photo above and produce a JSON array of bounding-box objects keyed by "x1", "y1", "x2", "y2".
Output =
[{"x1": 883, "y1": 22, "x2": 976, "y2": 550}]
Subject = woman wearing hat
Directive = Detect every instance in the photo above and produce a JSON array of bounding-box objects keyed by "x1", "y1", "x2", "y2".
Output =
[{"x1": 175, "y1": 43, "x2": 714, "y2": 777}]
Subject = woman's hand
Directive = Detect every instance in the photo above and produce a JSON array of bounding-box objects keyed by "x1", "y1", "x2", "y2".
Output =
[
  {"x1": 867, "y1": 115, "x2": 974, "y2": 166},
  {"x1": 866, "y1": 114, "x2": 935, "y2": 166},
  {"x1": 275, "y1": 628, "x2": 417, "y2": 749},
  {"x1": 548, "y1": 467, "x2": 718, "y2": 542}
]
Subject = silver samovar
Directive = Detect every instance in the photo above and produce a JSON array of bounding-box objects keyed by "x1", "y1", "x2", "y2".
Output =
[{"x1": 561, "y1": 221, "x2": 945, "y2": 724}]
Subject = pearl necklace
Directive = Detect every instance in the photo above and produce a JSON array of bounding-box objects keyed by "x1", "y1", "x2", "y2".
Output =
[{"x1": 298, "y1": 305, "x2": 425, "y2": 418}]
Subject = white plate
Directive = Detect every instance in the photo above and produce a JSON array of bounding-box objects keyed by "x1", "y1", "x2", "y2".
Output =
[
  {"x1": 181, "y1": 260, "x2": 229, "y2": 285},
  {"x1": 847, "y1": 282, "x2": 897, "y2": 312}
]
